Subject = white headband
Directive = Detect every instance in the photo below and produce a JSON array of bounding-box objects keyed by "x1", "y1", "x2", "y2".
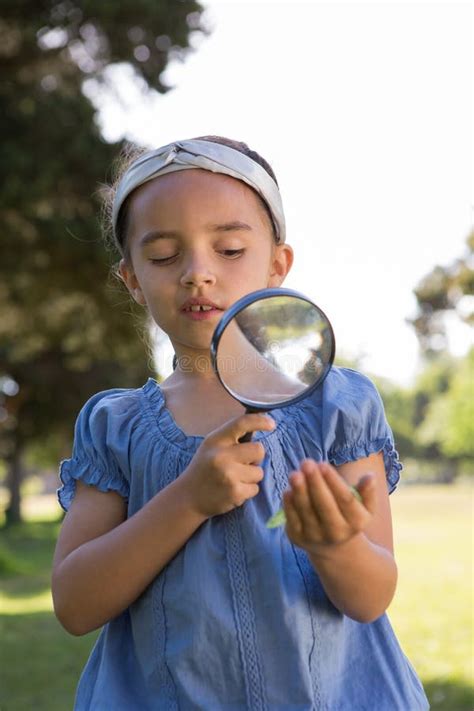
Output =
[{"x1": 112, "y1": 139, "x2": 286, "y2": 250}]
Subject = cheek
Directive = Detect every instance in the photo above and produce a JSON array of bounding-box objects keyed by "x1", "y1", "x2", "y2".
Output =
[{"x1": 253, "y1": 244, "x2": 277, "y2": 280}]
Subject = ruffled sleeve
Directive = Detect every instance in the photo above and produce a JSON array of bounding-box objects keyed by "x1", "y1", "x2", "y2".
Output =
[
  {"x1": 298, "y1": 367, "x2": 402, "y2": 493},
  {"x1": 57, "y1": 389, "x2": 131, "y2": 512}
]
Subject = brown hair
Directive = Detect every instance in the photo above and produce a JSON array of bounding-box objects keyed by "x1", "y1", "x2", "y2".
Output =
[{"x1": 101, "y1": 135, "x2": 280, "y2": 262}]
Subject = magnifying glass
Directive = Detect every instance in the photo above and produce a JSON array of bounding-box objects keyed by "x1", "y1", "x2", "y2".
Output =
[{"x1": 210, "y1": 287, "x2": 336, "y2": 436}]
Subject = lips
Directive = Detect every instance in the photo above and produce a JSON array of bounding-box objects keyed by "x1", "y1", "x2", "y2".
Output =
[
  {"x1": 186, "y1": 304, "x2": 214, "y2": 312},
  {"x1": 180, "y1": 298, "x2": 222, "y2": 313}
]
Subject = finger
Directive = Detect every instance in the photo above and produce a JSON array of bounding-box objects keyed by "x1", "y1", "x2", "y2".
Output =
[
  {"x1": 288, "y1": 469, "x2": 321, "y2": 531},
  {"x1": 282, "y1": 490, "x2": 303, "y2": 537},
  {"x1": 235, "y1": 482, "x2": 260, "y2": 504},
  {"x1": 237, "y1": 464, "x2": 264, "y2": 485},
  {"x1": 319, "y1": 463, "x2": 371, "y2": 525},
  {"x1": 300, "y1": 460, "x2": 348, "y2": 531},
  {"x1": 232, "y1": 441, "x2": 266, "y2": 464},
  {"x1": 210, "y1": 413, "x2": 276, "y2": 444}
]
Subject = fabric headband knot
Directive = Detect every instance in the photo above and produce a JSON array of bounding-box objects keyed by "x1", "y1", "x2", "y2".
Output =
[{"x1": 112, "y1": 139, "x2": 286, "y2": 250}]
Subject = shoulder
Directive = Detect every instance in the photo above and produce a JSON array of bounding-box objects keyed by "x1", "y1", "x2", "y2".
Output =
[
  {"x1": 294, "y1": 366, "x2": 384, "y2": 420},
  {"x1": 295, "y1": 366, "x2": 391, "y2": 455},
  {"x1": 321, "y1": 366, "x2": 384, "y2": 413},
  {"x1": 70, "y1": 383, "x2": 149, "y2": 453},
  {"x1": 324, "y1": 365, "x2": 381, "y2": 396},
  {"x1": 75, "y1": 385, "x2": 144, "y2": 427},
  {"x1": 322, "y1": 366, "x2": 387, "y2": 434}
]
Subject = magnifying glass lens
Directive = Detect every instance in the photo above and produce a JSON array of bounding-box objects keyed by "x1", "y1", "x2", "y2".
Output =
[{"x1": 213, "y1": 292, "x2": 335, "y2": 410}]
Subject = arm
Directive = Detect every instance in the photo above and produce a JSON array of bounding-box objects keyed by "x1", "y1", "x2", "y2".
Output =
[
  {"x1": 282, "y1": 453, "x2": 398, "y2": 623},
  {"x1": 52, "y1": 413, "x2": 275, "y2": 636},
  {"x1": 52, "y1": 476, "x2": 206, "y2": 636}
]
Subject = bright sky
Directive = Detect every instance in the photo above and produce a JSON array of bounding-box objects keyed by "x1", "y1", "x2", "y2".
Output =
[{"x1": 92, "y1": 0, "x2": 473, "y2": 384}]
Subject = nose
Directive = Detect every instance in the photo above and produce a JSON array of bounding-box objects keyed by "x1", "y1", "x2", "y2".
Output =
[{"x1": 179, "y1": 254, "x2": 217, "y2": 288}]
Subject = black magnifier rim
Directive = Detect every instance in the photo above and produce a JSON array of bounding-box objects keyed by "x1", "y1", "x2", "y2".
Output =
[{"x1": 210, "y1": 287, "x2": 336, "y2": 411}]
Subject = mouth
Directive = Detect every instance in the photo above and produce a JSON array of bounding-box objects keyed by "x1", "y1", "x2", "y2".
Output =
[
  {"x1": 181, "y1": 297, "x2": 223, "y2": 312},
  {"x1": 183, "y1": 304, "x2": 217, "y2": 313},
  {"x1": 180, "y1": 299, "x2": 224, "y2": 321}
]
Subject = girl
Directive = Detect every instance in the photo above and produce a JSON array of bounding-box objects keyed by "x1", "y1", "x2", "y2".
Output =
[{"x1": 52, "y1": 136, "x2": 429, "y2": 710}]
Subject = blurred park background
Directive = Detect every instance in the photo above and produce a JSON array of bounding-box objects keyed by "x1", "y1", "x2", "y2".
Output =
[{"x1": 0, "y1": 1, "x2": 472, "y2": 709}]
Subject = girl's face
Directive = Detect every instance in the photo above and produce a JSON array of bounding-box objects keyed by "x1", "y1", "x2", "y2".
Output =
[{"x1": 119, "y1": 169, "x2": 293, "y2": 359}]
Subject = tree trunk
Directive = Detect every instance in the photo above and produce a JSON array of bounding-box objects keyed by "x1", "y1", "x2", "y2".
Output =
[
  {"x1": 440, "y1": 459, "x2": 458, "y2": 484},
  {"x1": 4, "y1": 443, "x2": 23, "y2": 526}
]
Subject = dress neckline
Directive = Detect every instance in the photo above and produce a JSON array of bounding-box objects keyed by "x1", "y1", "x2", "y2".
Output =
[{"x1": 141, "y1": 377, "x2": 292, "y2": 450}]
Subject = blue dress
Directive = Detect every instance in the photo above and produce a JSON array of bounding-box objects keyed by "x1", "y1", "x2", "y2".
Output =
[{"x1": 58, "y1": 367, "x2": 429, "y2": 710}]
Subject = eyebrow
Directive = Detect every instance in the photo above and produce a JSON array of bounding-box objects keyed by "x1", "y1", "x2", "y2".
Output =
[
  {"x1": 209, "y1": 221, "x2": 253, "y2": 233},
  {"x1": 139, "y1": 222, "x2": 253, "y2": 247},
  {"x1": 139, "y1": 230, "x2": 180, "y2": 247}
]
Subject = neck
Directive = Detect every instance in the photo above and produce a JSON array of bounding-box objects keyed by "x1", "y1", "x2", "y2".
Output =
[{"x1": 172, "y1": 350, "x2": 217, "y2": 382}]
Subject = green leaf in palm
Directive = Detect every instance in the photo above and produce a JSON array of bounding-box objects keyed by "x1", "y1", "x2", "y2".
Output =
[{"x1": 266, "y1": 486, "x2": 362, "y2": 528}]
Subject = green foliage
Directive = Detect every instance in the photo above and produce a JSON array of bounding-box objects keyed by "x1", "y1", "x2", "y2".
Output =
[
  {"x1": 373, "y1": 349, "x2": 473, "y2": 476},
  {"x1": 409, "y1": 231, "x2": 473, "y2": 355},
  {"x1": 418, "y1": 350, "x2": 474, "y2": 459},
  {"x1": 403, "y1": 230, "x2": 473, "y2": 470},
  {"x1": 373, "y1": 376, "x2": 418, "y2": 459},
  {"x1": 409, "y1": 351, "x2": 474, "y2": 468},
  {"x1": 412, "y1": 354, "x2": 455, "y2": 452}
]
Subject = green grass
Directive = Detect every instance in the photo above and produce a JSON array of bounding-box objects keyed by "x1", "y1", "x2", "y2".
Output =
[
  {"x1": 0, "y1": 485, "x2": 472, "y2": 710},
  {"x1": 0, "y1": 516, "x2": 99, "y2": 711},
  {"x1": 387, "y1": 483, "x2": 473, "y2": 710}
]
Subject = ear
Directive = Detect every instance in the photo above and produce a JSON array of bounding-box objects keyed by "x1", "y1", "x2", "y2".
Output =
[
  {"x1": 268, "y1": 243, "x2": 294, "y2": 287},
  {"x1": 118, "y1": 259, "x2": 147, "y2": 306}
]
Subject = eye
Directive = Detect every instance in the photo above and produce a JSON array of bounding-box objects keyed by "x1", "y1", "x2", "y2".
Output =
[
  {"x1": 220, "y1": 249, "x2": 245, "y2": 259},
  {"x1": 149, "y1": 254, "x2": 178, "y2": 265}
]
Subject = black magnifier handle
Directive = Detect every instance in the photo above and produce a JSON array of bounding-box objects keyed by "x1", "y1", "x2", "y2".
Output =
[{"x1": 211, "y1": 288, "x2": 336, "y2": 447}]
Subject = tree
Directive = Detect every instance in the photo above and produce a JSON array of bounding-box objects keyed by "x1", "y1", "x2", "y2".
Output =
[
  {"x1": 406, "y1": 233, "x2": 474, "y2": 479},
  {"x1": 408, "y1": 231, "x2": 473, "y2": 356},
  {"x1": 0, "y1": 1, "x2": 206, "y2": 523},
  {"x1": 417, "y1": 349, "x2": 474, "y2": 461},
  {"x1": 371, "y1": 376, "x2": 418, "y2": 460}
]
